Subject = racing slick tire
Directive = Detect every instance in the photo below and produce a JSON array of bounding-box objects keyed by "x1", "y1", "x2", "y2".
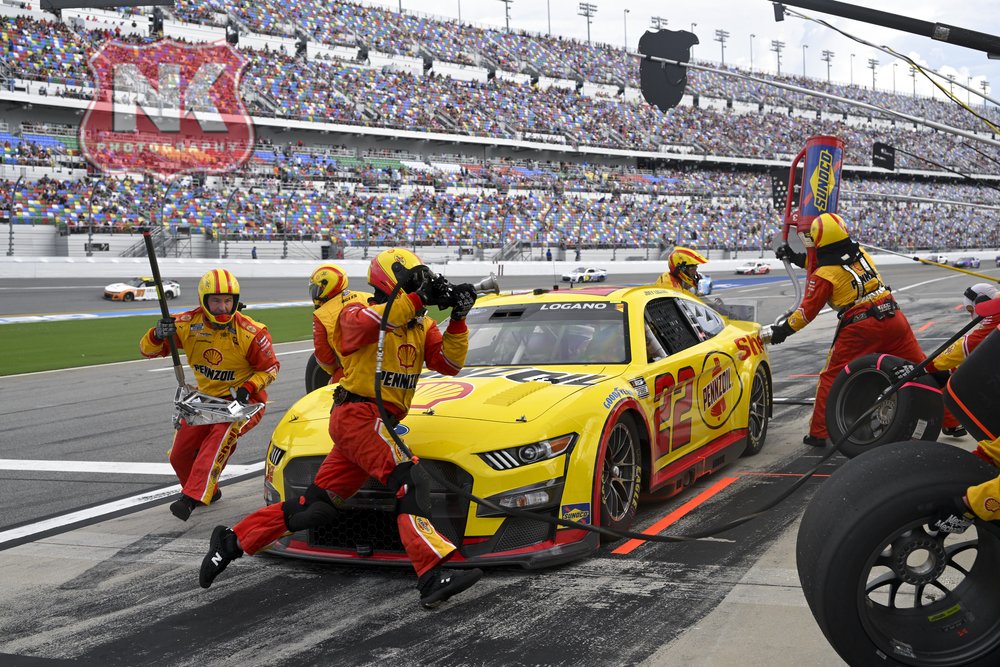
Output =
[
  {"x1": 304, "y1": 353, "x2": 331, "y2": 394},
  {"x1": 164, "y1": 290, "x2": 176, "y2": 300},
  {"x1": 596, "y1": 416, "x2": 641, "y2": 542},
  {"x1": 796, "y1": 441, "x2": 1000, "y2": 666},
  {"x1": 826, "y1": 353, "x2": 942, "y2": 459},
  {"x1": 123, "y1": 292, "x2": 134, "y2": 302},
  {"x1": 740, "y1": 365, "x2": 771, "y2": 457}
]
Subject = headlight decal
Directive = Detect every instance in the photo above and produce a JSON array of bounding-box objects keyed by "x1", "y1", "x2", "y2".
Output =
[{"x1": 479, "y1": 434, "x2": 576, "y2": 471}]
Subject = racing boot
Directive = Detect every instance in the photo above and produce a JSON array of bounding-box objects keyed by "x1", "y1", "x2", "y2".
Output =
[
  {"x1": 199, "y1": 525, "x2": 243, "y2": 589},
  {"x1": 802, "y1": 435, "x2": 828, "y2": 447},
  {"x1": 942, "y1": 426, "x2": 968, "y2": 438},
  {"x1": 417, "y1": 567, "x2": 483, "y2": 609},
  {"x1": 170, "y1": 493, "x2": 198, "y2": 521}
]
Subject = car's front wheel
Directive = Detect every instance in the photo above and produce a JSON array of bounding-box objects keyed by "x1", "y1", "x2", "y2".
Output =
[
  {"x1": 797, "y1": 441, "x2": 1000, "y2": 666},
  {"x1": 596, "y1": 417, "x2": 641, "y2": 541},
  {"x1": 164, "y1": 290, "x2": 175, "y2": 300},
  {"x1": 123, "y1": 292, "x2": 134, "y2": 302}
]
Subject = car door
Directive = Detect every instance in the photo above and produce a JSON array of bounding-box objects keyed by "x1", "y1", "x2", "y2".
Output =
[{"x1": 639, "y1": 297, "x2": 728, "y2": 483}]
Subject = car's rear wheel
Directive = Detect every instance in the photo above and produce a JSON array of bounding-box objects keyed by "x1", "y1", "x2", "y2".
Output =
[
  {"x1": 123, "y1": 292, "x2": 134, "y2": 302},
  {"x1": 596, "y1": 418, "x2": 640, "y2": 542},
  {"x1": 741, "y1": 365, "x2": 770, "y2": 456},
  {"x1": 796, "y1": 441, "x2": 1000, "y2": 666}
]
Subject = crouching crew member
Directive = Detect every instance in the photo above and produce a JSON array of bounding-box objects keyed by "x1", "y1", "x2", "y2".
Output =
[{"x1": 199, "y1": 249, "x2": 483, "y2": 609}]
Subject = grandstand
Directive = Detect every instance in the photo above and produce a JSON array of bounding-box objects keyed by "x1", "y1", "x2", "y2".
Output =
[{"x1": 0, "y1": 1, "x2": 999, "y2": 260}]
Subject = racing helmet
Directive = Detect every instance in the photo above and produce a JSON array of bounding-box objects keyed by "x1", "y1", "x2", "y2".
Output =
[
  {"x1": 668, "y1": 246, "x2": 708, "y2": 288},
  {"x1": 964, "y1": 283, "x2": 1000, "y2": 316},
  {"x1": 368, "y1": 248, "x2": 423, "y2": 299},
  {"x1": 810, "y1": 212, "x2": 850, "y2": 249},
  {"x1": 562, "y1": 324, "x2": 596, "y2": 357},
  {"x1": 198, "y1": 268, "x2": 240, "y2": 326},
  {"x1": 309, "y1": 263, "x2": 349, "y2": 308}
]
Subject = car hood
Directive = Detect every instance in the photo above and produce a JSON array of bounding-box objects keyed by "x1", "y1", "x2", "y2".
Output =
[
  {"x1": 104, "y1": 282, "x2": 133, "y2": 291},
  {"x1": 288, "y1": 366, "x2": 625, "y2": 425}
]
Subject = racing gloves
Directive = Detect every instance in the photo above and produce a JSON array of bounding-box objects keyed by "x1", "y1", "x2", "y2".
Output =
[
  {"x1": 769, "y1": 319, "x2": 794, "y2": 345},
  {"x1": 234, "y1": 387, "x2": 252, "y2": 405},
  {"x1": 933, "y1": 496, "x2": 975, "y2": 534},
  {"x1": 775, "y1": 244, "x2": 807, "y2": 269},
  {"x1": 449, "y1": 284, "x2": 478, "y2": 321},
  {"x1": 154, "y1": 316, "x2": 176, "y2": 342}
]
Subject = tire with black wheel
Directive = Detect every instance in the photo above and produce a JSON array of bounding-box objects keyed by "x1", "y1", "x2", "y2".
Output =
[
  {"x1": 595, "y1": 417, "x2": 641, "y2": 542},
  {"x1": 826, "y1": 353, "x2": 942, "y2": 458},
  {"x1": 741, "y1": 364, "x2": 771, "y2": 457},
  {"x1": 164, "y1": 290, "x2": 175, "y2": 300},
  {"x1": 123, "y1": 292, "x2": 134, "y2": 302},
  {"x1": 797, "y1": 441, "x2": 1000, "y2": 666},
  {"x1": 304, "y1": 353, "x2": 331, "y2": 394}
]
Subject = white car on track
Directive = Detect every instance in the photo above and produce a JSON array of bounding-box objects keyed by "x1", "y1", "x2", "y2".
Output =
[
  {"x1": 561, "y1": 267, "x2": 608, "y2": 283},
  {"x1": 103, "y1": 277, "x2": 181, "y2": 302}
]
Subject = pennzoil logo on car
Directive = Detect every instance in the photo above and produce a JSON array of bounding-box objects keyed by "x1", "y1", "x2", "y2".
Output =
[
  {"x1": 411, "y1": 381, "x2": 474, "y2": 410},
  {"x1": 561, "y1": 503, "x2": 591, "y2": 525},
  {"x1": 697, "y1": 352, "x2": 743, "y2": 429}
]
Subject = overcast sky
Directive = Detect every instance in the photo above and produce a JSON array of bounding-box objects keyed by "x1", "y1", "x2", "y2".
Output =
[{"x1": 360, "y1": 0, "x2": 1000, "y2": 102}]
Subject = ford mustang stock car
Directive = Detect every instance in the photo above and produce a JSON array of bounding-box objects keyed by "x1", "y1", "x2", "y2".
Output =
[
  {"x1": 103, "y1": 276, "x2": 180, "y2": 301},
  {"x1": 262, "y1": 284, "x2": 772, "y2": 569}
]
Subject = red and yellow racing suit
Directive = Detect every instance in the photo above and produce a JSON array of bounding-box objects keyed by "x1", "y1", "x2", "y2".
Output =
[
  {"x1": 140, "y1": 309, "x2": 279, "y2": 504},
  {"x1": 785, "y1": 249, "x2": 925, "y2": 440},
  {"x1": 312, "y1": 289, "x2": 372, "y2": 384},
  {"x1": 234, "y1": 291, "x2": 468, "y2": 576}
]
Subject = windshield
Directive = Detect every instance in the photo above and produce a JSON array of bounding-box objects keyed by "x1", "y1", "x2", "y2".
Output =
[
  {"x1": 126, "y1": 278, "x2": 144, "y2": 287},
  {"x1": 464, "y1": 301, "x2": 629, "y2": 366}
]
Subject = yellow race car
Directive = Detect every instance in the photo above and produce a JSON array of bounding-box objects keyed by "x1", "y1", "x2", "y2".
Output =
[{"x1": 263, "y1": 284, "x2": 772, "y2": 568}]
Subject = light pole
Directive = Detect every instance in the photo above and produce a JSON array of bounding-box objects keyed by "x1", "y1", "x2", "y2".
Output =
[
  {"x1": 690, "y1": 23, "x2": 697, "y2": 56},
  {"x1": 6, "y1": 173, "x2": 24, "y2": 256},
  {"x1": 547, "y1": 0, "x2": 551, "y2": 34},
  {"x1": 967, "y1": 76, "x2": 972, "y2": 104},
  {"x1": 981, "y1": 79, "x2": 990, "y2": 107},
  {"x1": 578, "y1": 2, "x2": 596, "y2": 45},
  {"x1": 85, "y1": 179, "x2": 102, "y2": 257},
  {"x1": 801, "y1": 44, "x2": 808, "y2": 76},
  {"x1": 650, "y1": 16, "x2": 668, "y2": 30},
  {"x1": 715, "y1": 29, "x2": 729, "y2": 66},
  {"x1": 498, "y1": 0, "x2": 512, "y2": 32},
  {"x1": 770, "y1": 40, "x2": 784, "y2": 75},
  {"x1": 910, "y1": 65, "x2": 917, "y2": 96},
  {"x1": 821, "y1": 49, "x2": 834, "y2": 83},
  {"x1": 893, "y1": 62, "x2": 897, "y2": 94},
  {"x1": 749, "y1": 33, "x2": 755, "y2": 72},
  {"x1": 457, "y1": 0, "x2": 461, "y2": 23},
  {"x1": 850, "y1": 53, "x2": 855, "y2": 85},
  {"x1": 623, "y1": 8, "x2": 630, "y2": 50},
  {"x1": 868, "y1": 58, "x2": 878, "y2": 89}
]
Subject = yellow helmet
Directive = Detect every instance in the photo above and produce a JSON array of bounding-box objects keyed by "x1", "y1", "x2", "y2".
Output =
[
  {"x1": 368, "y1": 247, "x2": 423, "y2": 297},
  {"x1": 197, "y1": 268, "x2": 240, "y2": 326},
  {"x1": 811, "y1": 212, "x2": 850, "y2": 249},
  {"x1": 668, "y1": 246, "x2": 708, "y2": 288},
  {"x1": 309, "y1": 263, "x2": 349, "y2": 308}
]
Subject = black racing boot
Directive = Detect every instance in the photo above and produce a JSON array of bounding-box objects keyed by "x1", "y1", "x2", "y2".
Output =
[
  {"x1": 210, "y1": 488, "x2": 222, "y2": 504},
  {"x1": 942, "y1": 426, "x2": 968, "y2": 438},
  {"x1": 199, "y1": 525, "x2": 243, "y2": 589},
  {"x1": 170, "y1": 494, "x2": 198, "y2": 521},
  {"x1": 417, "y1": 567, "x2": 483, "y2": 609},
  {"x1": 802, "y1": 435, "x2": 827, "y2": 447}
]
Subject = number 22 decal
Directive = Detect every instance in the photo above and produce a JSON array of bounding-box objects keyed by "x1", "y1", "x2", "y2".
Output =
[{"x1": 653, "y1": 365, "x2": 696, "y2": 455}]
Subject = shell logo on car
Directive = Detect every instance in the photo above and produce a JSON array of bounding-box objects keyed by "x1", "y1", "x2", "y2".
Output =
[{"x1": 411, "y1": 381, "x2": 474, "y2": 410}]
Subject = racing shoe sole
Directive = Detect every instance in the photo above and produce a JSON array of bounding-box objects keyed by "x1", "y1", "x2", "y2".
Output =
[
  {"x1": 419, "y1": 568, "x2": 483, "y2": 609},
  {"x1": 199, "y1": 525, "x2": 242, "y2": 589}
]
